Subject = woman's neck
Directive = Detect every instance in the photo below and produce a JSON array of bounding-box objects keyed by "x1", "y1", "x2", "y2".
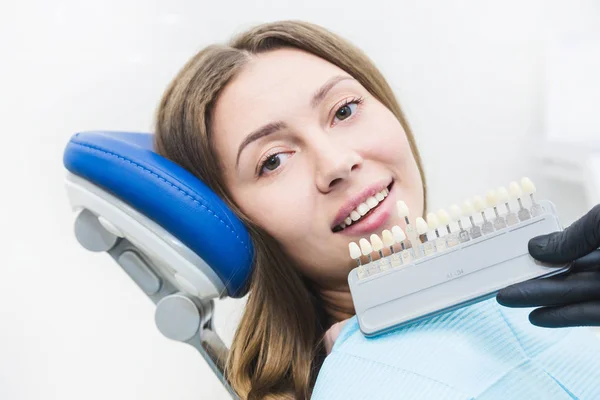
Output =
[{"x1": 318, "y1": 285, "x2": 355, "y2": 323}]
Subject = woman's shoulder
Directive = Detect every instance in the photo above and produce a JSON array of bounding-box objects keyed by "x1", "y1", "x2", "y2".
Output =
[{"x1": 323, "y1": 317, "x2": 359, "y2": 355}]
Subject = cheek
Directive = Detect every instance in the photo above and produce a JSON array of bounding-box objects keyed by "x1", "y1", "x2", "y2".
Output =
[
  {"x1": 233, "y1": 169, "x2": 317, "y2": 242},
  {"x1": 360, "y1": 107, "x2": 414, "y2": 168},
  {"x1": 360, "y1": 106, "x2": 424, "y2": 213}
]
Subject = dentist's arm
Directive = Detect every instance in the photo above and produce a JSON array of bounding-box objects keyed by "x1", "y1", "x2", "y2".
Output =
[{"x1": 497, "y1": 205, "x2": 600, "y2": 328}]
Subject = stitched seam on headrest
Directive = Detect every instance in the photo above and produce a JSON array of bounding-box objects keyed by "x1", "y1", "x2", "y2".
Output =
[{"x1": 70, "y1": 140, "x2": 250, "y2": 252}]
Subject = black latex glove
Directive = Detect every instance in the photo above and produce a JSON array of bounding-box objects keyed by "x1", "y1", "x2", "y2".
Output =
[{"x1": 496, "y1": 204, "x2": 600, "y2": 328}]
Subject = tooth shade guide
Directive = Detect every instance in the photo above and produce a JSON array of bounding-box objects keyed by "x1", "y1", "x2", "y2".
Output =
[
  {"x1": 348, "y1": 242, "x2": 361, "y2": 259},
  {"x1": 426, "y1": 212, "x2": 442, "y2": 239},
  {"x1": 370, "y1": 234, "x2": 384, "y2": 252},
  {"x1": 348, "y1": 196, "x2": 566, "y2": 336},
  {"x1": 395, "y1": 200, "x2": 416, "y2": 242},
  {"x1": 349, "y1": 177, "x2": 547, "y2": 279},
  {"x1": 496, "y1": 185, "x2": 518, "y2": 225},
  {"x1": 473, "y1": 196, "x2": 485, "y2": 213},
  {"x1": 437, "y1": 209, "x2": 451, "y2": 227},
  {"x1": 391, "y1": 225, "x2": 406, "y2": 242},
  {"x1": 382, "y1": 229, "x2": 394, "y2": 246},
  {"x1": 508, "y1": 180, "x2": 532, "y2": 221},
  {"x1": 415, "y1": 217, "x2": 428, "y2": 235},
  {"x1": 396, "y1": 200, "x2": 409, "y2": 218},
  {"x1": 521, "y1": 176, "x2": 543, "y2": 216},
  {"x1": 509, "y1": 181, "x2": 522, "y2": 198}
]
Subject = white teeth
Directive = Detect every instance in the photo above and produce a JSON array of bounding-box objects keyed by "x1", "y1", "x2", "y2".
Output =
[
  {"x1": 357, "y1": 203, "x2": 370, "y2": 216},
  {"x1": 336, "y1": 188, "x2": 390, "y2": 231}
]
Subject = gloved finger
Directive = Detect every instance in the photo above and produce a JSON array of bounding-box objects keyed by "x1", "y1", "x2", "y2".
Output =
[
  {"x1": 528, "y1": 301, "x2": 600, "y2": 328},
  {"x1": 571, "y1": 249, "x2": 600, "y2": 272},
  {"x1": 528, "y1": 204, "x2": 600, "y2": 264},
  {"x1": 496, "y1": 271, "x2": 600, "y2": 308}
]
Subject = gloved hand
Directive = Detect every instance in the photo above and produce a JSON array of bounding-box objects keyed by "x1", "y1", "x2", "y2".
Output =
[{"x1": 497, "y1": 204, "x2": 600, "y2": 328}]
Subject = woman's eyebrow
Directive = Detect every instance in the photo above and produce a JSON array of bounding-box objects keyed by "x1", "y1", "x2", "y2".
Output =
[
  {"x1": 311, "y1": 75, "x2": 355, "y2": 108},
  {"x1": 235, "y1": 75, "x2": 355, "y2": 168},
  {"x1": 236, "y1": 121, "x2": 287, "y2": 168}
]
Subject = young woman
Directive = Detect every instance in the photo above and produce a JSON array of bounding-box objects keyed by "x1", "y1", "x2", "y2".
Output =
[{"x1": 154, "y1": 20, "x2": 600, "y2": 399}]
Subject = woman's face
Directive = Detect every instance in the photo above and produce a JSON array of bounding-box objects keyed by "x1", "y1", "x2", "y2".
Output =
[{"x1": 212, "y1": 48, "x2": 424, "y2": 286}]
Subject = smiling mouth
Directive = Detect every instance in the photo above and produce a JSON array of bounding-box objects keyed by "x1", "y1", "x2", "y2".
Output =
[{"x1": 332, "y1": 182, "x2": 394, "y2": 233}]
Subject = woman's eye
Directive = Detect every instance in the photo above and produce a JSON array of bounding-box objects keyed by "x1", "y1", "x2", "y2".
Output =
[
  {"x1": 334, "y1": 101, "x2": 359, "y2": 123},
  {"x1": 259, "y1": 152, "x2": 291, "y2": 176}
]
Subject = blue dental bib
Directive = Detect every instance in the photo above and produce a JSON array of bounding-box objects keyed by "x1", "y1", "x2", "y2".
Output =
[{"x1": 312, "y1": 299, "x2": 600, "y2": 399}]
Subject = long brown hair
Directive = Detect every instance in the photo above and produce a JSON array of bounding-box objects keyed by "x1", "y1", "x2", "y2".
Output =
[{"x1": 154, "y1": 20, "x2": 426, "y2": 399}]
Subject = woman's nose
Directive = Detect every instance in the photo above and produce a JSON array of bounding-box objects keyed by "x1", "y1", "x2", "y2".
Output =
[{"x1": 315, "y1": 142, "x2": 363, "y2": 193}]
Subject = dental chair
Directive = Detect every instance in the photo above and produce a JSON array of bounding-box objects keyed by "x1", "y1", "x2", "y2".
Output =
[{"x1": 63, "y1": 131, "x2": 254, "y2": 399}]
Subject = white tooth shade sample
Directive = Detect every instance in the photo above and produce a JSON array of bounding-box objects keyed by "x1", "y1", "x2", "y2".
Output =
[
  {"x1": 382, "y1": 230, "x2": 395, "y2": 247},
  {"x1": 473, "y1": 196, "x2": 485, "y2": 213},
  {"x1": 449, "y1": 204, "x2": 462, "y2": 221},
  {"x1": 370, "y1": 234, "x2": 384, "y2": 252},
  {"x1": 391, "y1": 225, "x2": 406, "y2": 242},
  {"x1": 485, "y1": 190, "x2": 497, "y2": 207},
  {"x1": 426, "y1": 213, "x2": 439, "y2": 230},
  {"x1": 348, "y1": 242, "x2": 361, "y2": 259},
  {"x1": 497, "y1": 186, "x2": 509, "y2": 203},
  {"x1": 359, "y1": 238, "x2": 372, "y2": 255},
  {"x1": 462, "y1": 200, "x2": 475, "y2": 215},
  {"x1": 509, "y1": 181, "x2": 522, "y2": 198},
  {"x1": 521, "y1": 177, "x2": 536, "y2": 194},
  {"x1": 396, "y1": 200, "x2": 409, "y2": 218},
  {"x1": 438, "y1": 209, "x2": 451, "y2": 225},
  {"x1": 415, "y1": 217, "x2": 429, "y2": 235}
]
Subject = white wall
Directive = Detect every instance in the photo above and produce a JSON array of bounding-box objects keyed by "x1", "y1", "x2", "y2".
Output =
[{"x1": 1, "y1": 1, "x2": 598, "y2": 399}]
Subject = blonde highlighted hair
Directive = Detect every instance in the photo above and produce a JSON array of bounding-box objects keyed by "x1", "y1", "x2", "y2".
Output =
[{"x1": 154, "y1": 20, "x2": 426, "y2": 399}]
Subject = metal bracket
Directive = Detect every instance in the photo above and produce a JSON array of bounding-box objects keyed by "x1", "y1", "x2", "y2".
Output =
[{"x1": 73, "y1": 209, "x2": 239, "y2": 399}]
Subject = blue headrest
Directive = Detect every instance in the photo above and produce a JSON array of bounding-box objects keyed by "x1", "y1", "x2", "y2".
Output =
[{"x1": 63, "y1": 131, "x2": 254, "y2": 298}]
